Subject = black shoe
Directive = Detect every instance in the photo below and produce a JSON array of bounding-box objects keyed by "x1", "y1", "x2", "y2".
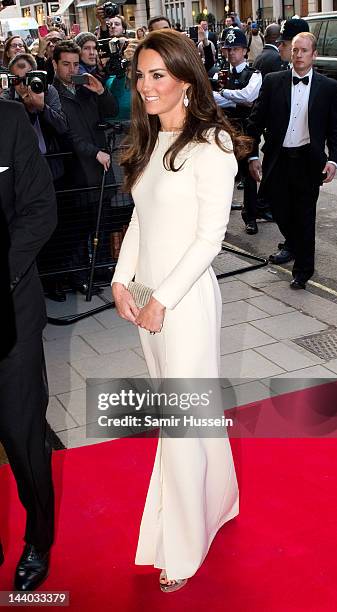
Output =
[
  {"x1": 236, "y1": 181, "x2": 244, "y2": 190},
  {"x1": 0, "y1": 542, "x2": 4, "y2": 566},
  {"x1": 269, "y1": 249, "x2": 294, "y2": 264},
  {"x1": 245, "y1": 221, "x2": 258, "y2": 235},
  {"x1": 290, "y1": 278, "x2": 306, "y2": 290},
  {"x1": 231, "y1": 202, "x2": 242, "y2": 211},
  {"x1": 46, "y1": 287, "x2": 66, "y2": 302},
  {"x1": 14, "y1": 544, "x2": 50, "y2": 591}
]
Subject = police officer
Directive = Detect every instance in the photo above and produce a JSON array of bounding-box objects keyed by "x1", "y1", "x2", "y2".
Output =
[
  {"x1": 214, "y1": 28, "x2": 262, "y2": 234},
  {"x1": 277, "y1": 18, "x2": 309, "y2": 67}
]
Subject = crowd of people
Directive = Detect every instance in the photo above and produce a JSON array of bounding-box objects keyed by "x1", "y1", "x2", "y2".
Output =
[
  {"x1": 1, "y1": 2, "x2": 337, "y2": 595},
  {"x1": 0, "y1": 11, "x2": 335, "y2": 293}
]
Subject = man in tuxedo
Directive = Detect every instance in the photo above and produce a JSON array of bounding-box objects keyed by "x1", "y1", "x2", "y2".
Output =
[
  {"x1": 248, "y1": 32, "x2": 337, "y2": 289},
  {"x1": 0, "y1": 99, "x2": 57, "y2": 589},
  {"x1": 253, "y1": 23, "x2": 282, "y2": 78}
]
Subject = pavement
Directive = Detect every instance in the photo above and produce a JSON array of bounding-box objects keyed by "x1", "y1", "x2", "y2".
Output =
[
  {"x1": 229, "y1": 174, "x2": 337, "y2": 294},
  {"x1": 42, "y1": 243, "x2": 337, "y2": 450}
]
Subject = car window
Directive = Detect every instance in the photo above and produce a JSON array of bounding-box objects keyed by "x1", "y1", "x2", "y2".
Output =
[
  {"x1": 307, "y1": 19, "x2": 321, "y2": 39},
  {"x1": 325, "y1": 19, "x2": 337, "y2": 56},
  {"x1": 316, "y1": 21, "x2": 327, "y2": 55}
]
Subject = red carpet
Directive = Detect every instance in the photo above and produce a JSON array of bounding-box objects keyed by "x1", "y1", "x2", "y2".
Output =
[{"x1": 1, "y1": 389, "x2": 337, "y2": 611}]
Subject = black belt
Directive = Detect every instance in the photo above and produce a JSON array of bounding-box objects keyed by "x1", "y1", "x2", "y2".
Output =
[{"x1": 281, "y1": 144, "x2": 311, "y2": 159}]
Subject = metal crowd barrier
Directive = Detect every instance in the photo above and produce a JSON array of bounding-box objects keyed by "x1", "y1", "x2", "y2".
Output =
[{"x1": 39, "y1": 129, "x2": 267, "y2": 326}]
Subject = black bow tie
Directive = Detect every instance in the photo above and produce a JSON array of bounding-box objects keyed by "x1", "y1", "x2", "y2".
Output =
[{"x1": 292, "y1": 76, "x2": 309, "y2": 86}]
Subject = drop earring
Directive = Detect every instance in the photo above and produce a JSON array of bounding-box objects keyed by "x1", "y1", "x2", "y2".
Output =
[{"x1": 183, "y1": 91, "x2": 189, "y2": 108}]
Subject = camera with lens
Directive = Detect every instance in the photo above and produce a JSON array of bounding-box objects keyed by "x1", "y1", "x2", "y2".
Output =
[
  {"x1": 51, "y1": 15, "x2": 63, "y2": 24},
  {"x1": 97, "y1": 37, "x2": 129, "y2": 78},
  {"x1": 8, "y1": 71, "x2": 48, "y2": 94},
  {"x1": 102, "y1": 1, "x2": 119, "y2": 18}
]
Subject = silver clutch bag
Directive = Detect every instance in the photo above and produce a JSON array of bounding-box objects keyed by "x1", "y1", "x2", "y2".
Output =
[{"x1": 127, "y1": 281, "x2": 154, "y2": 308}]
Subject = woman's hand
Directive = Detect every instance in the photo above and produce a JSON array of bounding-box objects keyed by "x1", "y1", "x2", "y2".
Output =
[
  {"x1": 112, "y1": 282, "x2": 139, "y2": 324},
  {"x1": 135, "y1": 296, "x2": 165, "y2": 333}
]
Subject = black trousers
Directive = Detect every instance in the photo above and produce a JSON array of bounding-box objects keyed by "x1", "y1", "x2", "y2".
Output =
[
  {"x1": 0, "y1": 334, "x2": 54, "y2": 553},
  {"x1": 268, "y1": 147, "x2": 320, "y2": 283},
  {"x1": 239, "y1": 158, "x2": 258, "y2": 223}
]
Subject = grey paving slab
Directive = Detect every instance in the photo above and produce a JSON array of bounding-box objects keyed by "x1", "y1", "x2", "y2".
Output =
[
  {"x1": 46, "y1": 291, "x2": 110, "y2": 318},
  {"x1": 220, "y1": 349, "x2": 284, "y2": 378},
  {"x1": 221, "y1": 380, "x2": 273, "y2": 411},
  {"x1": 46, "y1": 362, "x2": 86, "y2": 396},
  {"x1": 250, "y1": 312, "x2": 328, "y2": 340},
  {"x1": 254, "y1": 342, "x2": 324, "y2": 372},
  {"x1": 219, "y1": 280, "x2": 262, "y2": 303},
  {"x1": 57, "y1": 425, "x2": 114, "y2": 449},
  {"x1": 56, "y1": 389, "x2": 88, "y2": 426},
  {"x1": 81, "y1": 324, "x2": 141, "y2": 355},
  {"x1": 43, "y1": 335, "x2": 99, "y2": 364},
  {"x1": 234, "y1": 267, "x2": 283, "y2": 288},
  {"x1": 262, "y1": 281, "x2": 337, "y2": 326},
  {"x1": 213, "y1": 272, "x2": 238, "y2": 281},
  {"x1": 220, "y1": 323, "x2": 276, "y2": 355},
  {"x1": 221, "y1": 300, "x2": 270, "y2": 327},
  {"x1": 71, "y1": 349, "x2": 147, "y2": 379},
  {"x1": 323, "y1": 359, "x2": 337, "y2": 374},
  {"x1": 261, "y1": 367, "x2": 336, "y2": 396},
  {"x1": 43, "y1": 317, "x2": 105, "y2": 341},
  {"x1": 47, "y1": 396, "x2": 78, "y2": 432},
  {"x1": 91, "y1": 307, "x2": 131, "y2": 329},
  {"x1": 246, "y1": 295, "x2": 295, "y2": 316}
]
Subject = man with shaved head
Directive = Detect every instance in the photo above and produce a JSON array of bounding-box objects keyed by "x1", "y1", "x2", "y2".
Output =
[{"x1": 253, "y1": 23, "x2": 282, "y2": 78}]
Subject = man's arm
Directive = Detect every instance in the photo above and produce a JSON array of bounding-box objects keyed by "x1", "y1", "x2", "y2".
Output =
[
  {"x1": 96, "y1": 86, "x2": 119, "y2": 118},
  {"x1": 327, "y1": 80, "x2": 337, "y2": 165},
  {"x1": 245, "y1": 73, "x2": 272, "y2": 156},
  {"x1": 40, "y1": 85, "x2": 69, "y2": 135},
  {"x1": 220, "y1": 71, "x2": 262, "y2": 105},
  {"x1": 9, "y1": 104, "x2": 57, "y2": 291}
]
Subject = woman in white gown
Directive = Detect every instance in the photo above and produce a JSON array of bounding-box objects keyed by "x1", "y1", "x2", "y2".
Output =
[{"x1": 112, "y1": 30, "x2": 251, "y2": 592}]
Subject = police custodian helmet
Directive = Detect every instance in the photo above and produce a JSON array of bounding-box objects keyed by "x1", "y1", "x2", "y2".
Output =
[
  {"x1": 276, "y1": 18, "x2": 309, "y2": 42},
  {"x1": 221, "y1": 27, "x2": 248, "y2": 48}
]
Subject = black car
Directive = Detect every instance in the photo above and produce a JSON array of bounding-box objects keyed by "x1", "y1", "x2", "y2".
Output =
[{"x1": 304, "y1": 12, "x2": 337, "y2": 79}]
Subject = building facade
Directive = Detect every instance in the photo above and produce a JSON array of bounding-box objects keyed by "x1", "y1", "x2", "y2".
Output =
[{"x1": 10, "y1": 0, "x2": 337, "y2": 34}]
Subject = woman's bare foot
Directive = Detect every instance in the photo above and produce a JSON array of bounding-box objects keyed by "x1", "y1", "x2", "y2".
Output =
[{"x1": 159, "y1": 570, "x2": 188, "y2": 593}]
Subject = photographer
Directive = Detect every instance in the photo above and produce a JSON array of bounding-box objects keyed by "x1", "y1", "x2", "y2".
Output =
[
  {"x1": 1, "y1": 53, "x2": 68, "y2": 183},
  {"x1": 105, "y1": 38, "x2": 138, "y2": 122},
  {"x1": 36, "y1": 30, "x2": 64, "y2": 84},
  {"x1": 52, "y1": 40, "x2": 119, "y2": 293},
  {"x1": 197, "y1": 24, "x2": 217, "y2": 73},
  {"x1": 52, "y1": 40, "x2": 118, "y2": 184},
  {"x1": 96, "y1": 4, "x2": 128, "y2": 40},
  {"x1": 74, "y1": 32, "x2": 105, "y2": 80}
]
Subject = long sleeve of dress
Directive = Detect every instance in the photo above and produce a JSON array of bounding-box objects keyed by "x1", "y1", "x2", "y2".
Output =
[
  {"x1": 152, "y1": 133, "x2": 237, "y2": 310},
  {"x1": 112, "y1": 206, "x2": 139, "y2": 287}
]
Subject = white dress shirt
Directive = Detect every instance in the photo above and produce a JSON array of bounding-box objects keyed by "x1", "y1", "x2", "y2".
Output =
[
  {"x1": 214, "y1": 61, "x2": 262, "y2": 109},
  {"x1": 283, "y1": 68, "x2": 312, "y2": 148}
]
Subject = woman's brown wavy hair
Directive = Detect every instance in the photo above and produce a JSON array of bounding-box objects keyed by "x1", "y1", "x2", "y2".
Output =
[{"x1": 121, "y1": 29, "x2": 252, "y2": 192}]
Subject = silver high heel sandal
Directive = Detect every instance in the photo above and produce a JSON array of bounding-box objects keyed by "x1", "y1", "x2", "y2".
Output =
[{"x1": 159, "y1": 569, "x2": 188, "y2": 593}]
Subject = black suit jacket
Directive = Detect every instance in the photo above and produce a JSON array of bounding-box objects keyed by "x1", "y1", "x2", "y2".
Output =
[
  {"x1": 53, "y1": 76, "x2": 118, "y2": 187},
  {"x1": 0, "y1": 100, "x2": 57, "y2": 342},
  {"x1": 208, "y1": 31, "x2": 218, "y2": 54},
  {"x1": 252, "y1": 45, "x2": 282, "y2": 78},
  {"x1": 246, "y1": 69, "x2": 337, "y2": 184}
]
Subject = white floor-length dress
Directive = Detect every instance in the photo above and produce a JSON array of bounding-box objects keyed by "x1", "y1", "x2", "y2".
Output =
[{"x1": 113, "y1": 129, "x2": 239, "y2": 580}]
